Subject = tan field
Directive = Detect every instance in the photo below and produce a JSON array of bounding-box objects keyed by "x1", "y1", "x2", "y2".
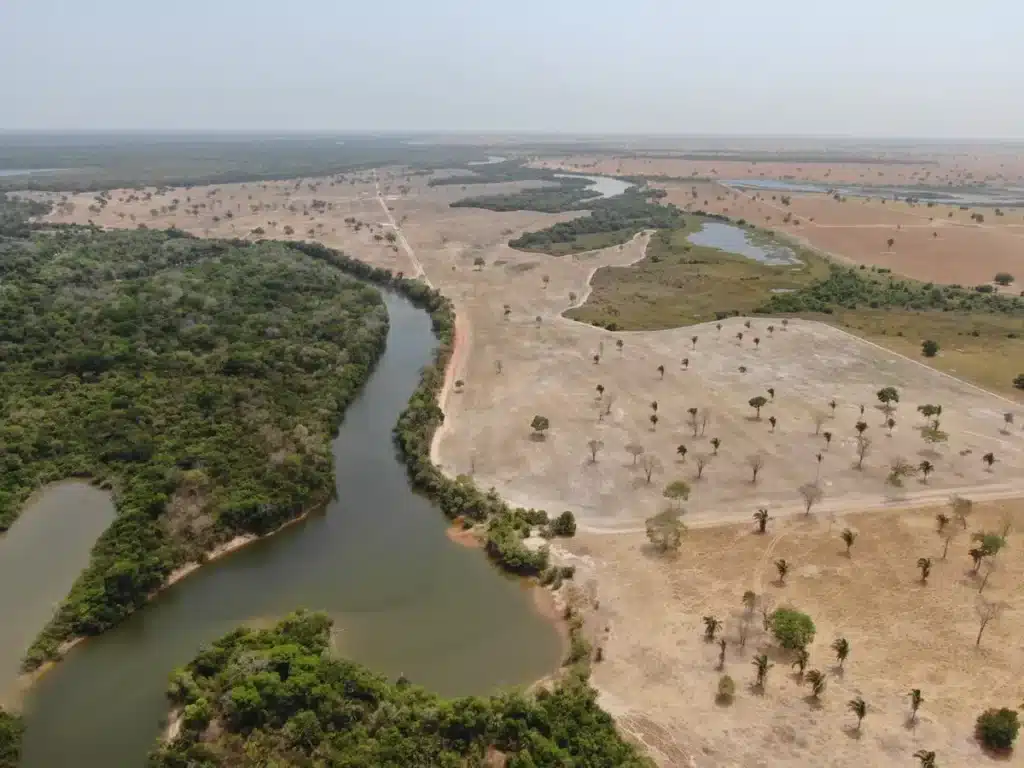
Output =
[
  {"x1": 531, "y1": 153, "x2": 1024, "y2": 188},
  {"x1": 563, "y1": 499, "x2": 1024, "y2": 767},
  {"x1": 658, "y1": 181, "x2": 1024, "y2": 287},
  {"x1": 41, "y1": 167, "x2": 1024, "y2": 766}
]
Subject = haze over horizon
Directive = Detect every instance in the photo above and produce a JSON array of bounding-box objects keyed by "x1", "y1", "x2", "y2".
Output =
[{"x1": 3, "y1": 0, "x2": 1023, "y2": 139}]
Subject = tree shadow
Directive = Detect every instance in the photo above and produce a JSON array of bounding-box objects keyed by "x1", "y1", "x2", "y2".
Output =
[
  {"x1": 842, "y1": 724, "x2": 862, "y2": 740},
  {"x1": 830, "y1": 665, "x2": 845, "y2": 679},
  {"x1": 804, "y1": 694, "x2": 824, "y2": 710},
  {"x1": 529, "y1": 433, "x2": 547, "y2": 443}
]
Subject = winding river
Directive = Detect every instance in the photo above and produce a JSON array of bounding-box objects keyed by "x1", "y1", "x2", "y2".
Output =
[{"x1": 16, "y1": 293, "x2": 562, "y2": 767}]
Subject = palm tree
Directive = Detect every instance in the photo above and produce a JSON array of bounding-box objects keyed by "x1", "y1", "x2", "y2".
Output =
[
  {"x1": 752, "y1": 653, "x2": 773, "y2": 689},
  {"x1": 775, "y1": 558, "x2": 789, "y2": 584},
  {"x1": 703, "y1": 615, "x2": 722, "y2": 641},
  {"x1": 847, "y1": 696, "x2": 867, "y2": 731},
  {"x1": 754, "y1": 508, "x2": 770, "y2": 534},
  {"x1": 840, "y1": 528, "x2": 856, "y2": 555},
  {"x1": 919, "y1": 460, "x2": 934, "y2": 482},
  {"x1": 806, "y1": 669, "x2": 826, "y2": 699},
  {"x1": 831, "y1": 637, "x2": 850, "y2": 668},
  {"x1": 908, "y1": 689, "x2": 924, "y2": 722},
  {"x1": 935, "y1": 512, "x2": 949, "y2": 532},
  {"x1": 917, "y1": 557, "x2": 932, "y2": 583},
  {"x1": 676, "y1": 444, "x2": 688, "y2": 461},
  {"x1": 792, "y1": 648, "x2": 809, "y2": 677},
  {"x1": 914, "y1": 750, "x2": 936, "y2": 768}
]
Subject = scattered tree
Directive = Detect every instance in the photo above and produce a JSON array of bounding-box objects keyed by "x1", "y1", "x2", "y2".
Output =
[
  {"x1": 917, "y1": 557, "x2": 932, "y2": 583},
  {"x1": 774, "y1": 559, "x2": 790, "y2": 585},
  {"x1": 663, "y1": 480, "x2": 690, "y2": 508},
  {"x1": 799, "y1": 483, "x2": 824, "y2": 515},
  {"x1": 921, "y1": 339, "x2": 939, "y2": 358},
  {"x1": 840, "y1": 529, "x2": 857, "y2": 555},
  {"x1": 806, "y1": 669, "x2": 827, "y2": 699},
  {"x1": 754, "y1": 508, "x2": 770, "y2": 534},
  {"x1": 792, "y1": 648, "x2": 810, "y2": 677},
  {"x1": 676, "y1": 444, "x2": 688, "y2": 461},
  {"x1": 908, "y1": 689, "x2": 924, "y2": 723},
  {"x1": 767, "y1": 387, "x2": 775, "y2": 401},
  {"x1": 812, "y1": 411, "x2": 828, "y2": 435},
  {"x1": 530, "y1": 415, "x2": 550, "y2": 438},
  {"x1": 693, "y1": 453, "x2": 711, "y2": 480},
  {"x1": 752, "y1": 654, "x2": 773, "y2": 690},
  {"x1": 919, "y1": 460, "x2": 934, "y2": 482},
  {"x1": 855, "y1": 435, "x2": 872, "y2": 469},
  {"x1": 691, "y1": 335, "x2": 698, "y2": 349},
  {"x1": 888, "y1": 456, "x2": 915, "y2": 486},
  {"x1": 877, "y1": 386, "x2": 900, "y2": 407},
  {"x1": 596, "y1": 384, "x2": 604, "y2": 398},
  {"x1": 710, "y1": 437, "x2": 721, "y2": 455},
  {"x1": 639, "y1": 454, "x2": 663, "y2": 484},
  {"x1": 913, "y1": 750, "x2": 936, "y2": 768},
  {"x1": 587, "y1": 439, "x2": 605, "y2": 463},
  {"x1": 855, "y1": 420, "x2": 868, "y2": 436},
  {"x1": 749, "y1": 396, "x2": 768, "y2": 419},
  {"x1": 616, "y1": 339, "x2": 623, "y2": 353},
  {"x1": 823, "y1": 431, "x2": 833, "y2": 449},
  {"x1": 983, "y1": 452, "x2": 996, "y2": 470},
  {"x1": 549, "y1": 511, "x2": 576, "y2": 537},
  {"x1": 848, "y1": 696, "x2": 867, "y2": 731},
  {"x1": 993, "y1": 272, "x2": 1015, "y2": 286},
  {"x1": 886, "y1": 417, "x2": 896, "y2": 435},
  {"x1": 747, "y1": 453, "x2": 766, "y2": 483},
  {"x1": 832, "y1": 637, "x2": 850, "y2": 668},
  {"x1": 716, "y1": 674, "x2": 735, "y2": 705},
  {"x1": 649, "y1": 413, "x2": 659, "y2": 431},
  {"x1": 657, "y1": 364, "x2": 665, "y2": 380},
  {"x1": 646, "y1": 509, "x2": 684, "y2": 553},
  {"x1": 703, "y1": 615, "x2": 722, "y2": 641},
  {"x1": 975, "y1": 597, "x2": 1005, "y2": 647},
  {"x1": 976, "y1": 707, "x2": 1020, "y2": 751},
  {"x1": 772, "y1": 607, "x2": 815, "y2": 649},
  {"x1": 625, "y1": 443, "x2": 645, "y2": 465}
]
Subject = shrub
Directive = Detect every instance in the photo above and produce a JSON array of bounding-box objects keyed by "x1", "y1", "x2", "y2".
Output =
[
  {"x1": 1015, "y1": 374, "x2": 1024, "y2": 390},
  {"x1": 771, "y1": 608, "x2": 816, "y2": 650},
  {"x1": 921, "y1": 339, "x2": 939, "y2": 357},
  {"x1": 716, "y1": 675, "x2": 735, "y2": 705},
  {"x1": 976, "y1": 708, "x2": 1020, "y2": 751}
]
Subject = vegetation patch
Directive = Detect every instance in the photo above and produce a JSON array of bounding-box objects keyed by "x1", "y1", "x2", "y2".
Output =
[
  {"x1": 0, "y1": 709, "x2": 24, "y2": 768},
  {"x1": 149, "y1": 611, "x2": 651, "y2": 767}
]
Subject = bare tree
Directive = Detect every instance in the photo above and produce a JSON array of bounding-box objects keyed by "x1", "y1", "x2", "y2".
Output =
[
  {"x1": 639, "y1": 454, "x2": 663, "y2": 484},
  {"x1": 693, "y1": 453, "x2": 712, "y2": 480},
  {"x1": 747, "y1": 453, "x2": 766, "y2": 483},
  {"x1": 687, "y1": 407, "x2": 700, "y2": 437},
  {"x1": 950, "y1": 494, "x2": 972, "y2": 529},
  {"x1": 811, "y1": 411, "x2": 828, "y2": 435},
  {"x1": 975, "y1": 597, "x2": 1006, "y2": 647},
  {"x1": 699, "y1": 408, "x2": 712, "y2": 436},
  {"x1": 587, "y1": 439, "x2": 605, "y2": 463},
  {"x1": 855, "y1": 435, "x2": 872, "y2": 469},
  {"x1": 799, "y1": 482, "x2": 824, "y2": 514}
]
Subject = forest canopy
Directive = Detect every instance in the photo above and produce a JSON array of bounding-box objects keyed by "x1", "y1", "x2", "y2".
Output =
[
  {"x1": 150, "y1": 611, "x2": 651, "y2": 767},
  {"x1": 0, "y1": 221, "x2": 389, "y2": 667}
]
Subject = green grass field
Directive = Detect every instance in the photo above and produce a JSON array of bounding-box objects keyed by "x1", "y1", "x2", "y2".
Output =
[{"x1": 567, "y1": 217, "x2": 1024, "y2": 398}]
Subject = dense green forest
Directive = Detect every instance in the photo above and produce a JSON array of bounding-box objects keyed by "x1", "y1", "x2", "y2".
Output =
[
  {"x1": 1, "y1": 219, "x2": 390, "y2": 668},
  {"x1": 150, "y1": 611, "x2": 650, "y2": 767},
  {"x1": 0, "y1": 709, "x2": 23, "y2": 768}
]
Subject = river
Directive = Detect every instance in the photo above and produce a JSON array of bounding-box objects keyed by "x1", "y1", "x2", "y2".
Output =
[{"x1": 17, "y1": 292, "x2": 562, "y2": 767}]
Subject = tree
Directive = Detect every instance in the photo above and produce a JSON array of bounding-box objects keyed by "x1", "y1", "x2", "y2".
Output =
[
  {"x1": 754, "y1": 337, "x2": 761, "y2": 348},
  {"x1": 848, "y1": 697, "x2": 867, "y2": 731},
  {"x1": 687, "y1": 407, "x2": 700, "y2": 436},
  {"x1": 806, "y1": 669, "x2": 827, "y2": 699},
  {"x1": 747, "y1": 453, "x2": 766, "y2": 483},
  {"x1": 596, "y1": 384, "x2": 605, "y2": 398},
  {"x1": 639, "y1": 454, "x2": 662, "y2": 484},
  {"x1": 650, "y1": 400, "x2": 658, "y2": 413},
  {"x1": 774, "y1": 559, "x2": 790, "y2": 585},
  {"x1": 823, "y1": 431, "x2": 833, "y2": 449},
  {"x1": 550, "y1": 511, "x2": 576, "y2": 537},
  {"x1": 855, "y1": 420, "x2": 868, "y2": 436},
  {"x1": 832, "y1": 637, "x2": 850, "y2": 668},
  {"x1": 921, "y1": 339, "x2": 939, "y2": 358},
  {"x1": 886, "y1": 417, "x2": 896, "y2": 435},
  {"x1": 950, "y1": 494, "x2": 972, "y2": 529},
  {"x1": 693, "y1": 453, "x2": 711, "y2": 480},
  {"x1": 716, "y1": 674, "x2": 735, "y2": 705},
  {"x1": 975, "y1": 597, "x2": 1005, "y2": 646},
  {"x1": 625, "y1": 443, "x2": 644, "y2": 465},
  {"x1": 887, "y1": 237, "x2": 895, "y2": 249},
  {"x1": 663, "y1": 480, "x2": 690, "y2": 508},
  {"x1": 657, "y1": 364, "x2": 665, "y2": 379},
  {"x1": 917, "y1": 557, "x2": 932, "y2": 583},
  {"x1": 646, "y1": 509, "x2": 684, "y2": 553},
  {"x1": 792, "y1": 648, "x2": 810, "y2": 677},
  {"x1": 587, "y1": 439, "x2": 604, "y2": 463},
  {"x1": 703, "y1": 615, "x2": 722, "y2": 641},
  {"x1": 1003, "y1": 412, "x2": 1015, "y2": 432},
  {"x1": 691, "y1": 335, "x2": 698, "y2": 349},
  {"x1": 877, "y1": 386, "x2": 900, "y2": 407},
  {"x1": 840, "y1": 529, "x2": 857, "y2": 555},
  {"x1": 737, "y1": 332, "x2": 744, "y2": 343},
  {"x1": 616, "y1": 338, "x2": 624, "y2": 353},
  {"x1": 767, "y1": 387, "x2": 775, "y2": 401},
  {"x1": 710, "y1": 437, "x2": 721, "y2": 455},
  {"x1": 855, "y1": 435, "x2": 872, "y2": 469},
  {"x1": 649, "y1": 413, "x2": 659, "y2": 431},
  {"x1": 799, "y1": 483, "x2": 824, "y2": 515},
  {"x1": 530, "y1": 415, "x2": 550, "y2": 438},
  {"x1": 769, "y1": 416, "x2": 777, "y2": 433},
  {"x1": 919, "y1": 460, "x2": 934, "y2": 482},
  {"x1": 771, "y1": 607, "x2": 815, "y2": 649},
  {"x1": 976, "y1": 708, "x2": 1020, "y2": 751},
  {"x1": 993, "y1": 272, "x2": 1015, "y2": 286},
  {"x1": 908, "y1": 689, "x2": 924, "y2": 722},
  {"x1": 592, "y1": 353, "x2": 600, "y2": 364},
  {"x1": 676, "y1": 444, "x2": 688, "y2": 461},
  {"x1": 749, "y1": 396, "x2": 768, "y2": 419},
  {"x1": 888, "y1": 457, "x2": 915, "y2": 486},
  {"x1": 754, "y1": 508, "x2": 770, "y2": 534},
  {"x1": 812, "y1": 411, "x2": 828, "y2": 435},
  {"x1": 913, "y1": 750, "x2": 936, "y2": 768},
  {"x1": 983, "y1": 452, "x2": 996, "y2": 470},
  {"x1": 918, "y1": 404, "x2": 941, "y2": 422},
  {"x1": 1015, "y1": 373, "x2": 1024, "y2": 390},
  {"x1": 752, "y1": 654, "x2": 773, "y2": 690},
  {"x1": 829, "y1": 398, "x2": 837, "y2": 416}
]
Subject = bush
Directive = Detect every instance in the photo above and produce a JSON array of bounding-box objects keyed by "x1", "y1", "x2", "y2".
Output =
[
  {"x1": 994, "y1": 272, "x2": 1015, "y2": 286},
  {"x1": 976, "y1": 708, "x2": 1020, "y2": 751},
  {"x1": 921, "y1": 339, "x2": 939, "y2": 357},
  {"x1": 550, "y1": 511, "x2": 577, "y2": 537},
  {"x1": 1016, "y1": 374, "x2": 1024, "y2": 390},
  {"x1": 716, "y1": 675, "x2": 736, "y2": 705},
  {"x1": 771, "y1": 608, "x2": 816, "y2": 650}
]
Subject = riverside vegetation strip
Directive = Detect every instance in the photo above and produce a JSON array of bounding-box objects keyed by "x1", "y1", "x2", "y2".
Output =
[{"x1": 149, "y1": 611, "x2": 649, "y2": 767}]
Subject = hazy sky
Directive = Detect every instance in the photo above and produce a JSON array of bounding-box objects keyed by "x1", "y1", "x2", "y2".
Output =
[{"x1": 3, "y1": 0, "x2": 1023, "y2": 138}]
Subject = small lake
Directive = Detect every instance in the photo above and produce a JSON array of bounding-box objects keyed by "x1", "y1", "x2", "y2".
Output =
[
  {"x1": 468, "y1": 155, "x2": 508, "y2": 166},
  {"x1": 554, "y1": 173, "x2": 633, "y2": 200},
  {"x1": 687, "y1": 221, "x2": 802, "y2": 265},
  {"x1": 19, "y1": 293, "x2": 562, "y2": 767},
  {"x1": 0, "y1": 483, "x2": 115, "y2": 703}
]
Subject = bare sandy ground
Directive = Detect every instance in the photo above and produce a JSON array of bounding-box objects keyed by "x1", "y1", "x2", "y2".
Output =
[
  {"x1": 40, "y1": 169, "x2": 1024, "y2": 766},
  {"x1": 562, "y1": 498, "x2": 1024, "y2": 767}
]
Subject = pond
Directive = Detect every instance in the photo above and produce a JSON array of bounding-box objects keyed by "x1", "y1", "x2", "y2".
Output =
[
  {"x1": 0, "y1": 483, "x2": 115, "y2": 703},
  {"x1": 554, "y1": 173, "x2": 633, "y2": 199},
  {"x1": 19, "y1": 293, "x2": 562, "y2": 767},
  {"x1": 686, "y1": 221, "x2": 802, "y2": 265}
]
